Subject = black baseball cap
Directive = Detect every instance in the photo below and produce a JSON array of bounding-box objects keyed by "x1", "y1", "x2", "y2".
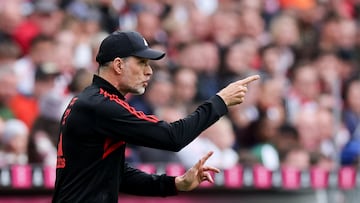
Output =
[{"x1": 95, "y1": 31, "x2": 165, "y2": 65}]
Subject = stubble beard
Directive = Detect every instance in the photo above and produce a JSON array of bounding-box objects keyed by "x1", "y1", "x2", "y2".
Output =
[{"x1": 131, "y1": 86, "x2": 146, "y2": 95}]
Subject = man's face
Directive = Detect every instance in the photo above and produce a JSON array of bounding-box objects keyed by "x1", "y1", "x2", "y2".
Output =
[{"x1": 119, "y1": 56, "x2": 153, "y2": 95}]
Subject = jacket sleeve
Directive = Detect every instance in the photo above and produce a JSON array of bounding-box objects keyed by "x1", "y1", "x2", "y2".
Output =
[
  {"x1": 95, "y1": 95, "x2": 228, "y2": 152},
  {"x1": 119, "y1": 163, "x2": 178, "y2": 196}
]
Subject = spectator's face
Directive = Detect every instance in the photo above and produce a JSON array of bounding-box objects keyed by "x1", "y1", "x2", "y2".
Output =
[
  {"x1": 174, "y1": 69, "x2": 197, "y2": 103},
  {"x1": 0, "y1": 71, "x2": 18, "y2": 103},
  {"x1": 321, "y1": 20, "x2": 340, "y2": 46},
  {"x1": 31, "y1": 11, "x2": 63, "y2": 37},
  {"x1": 146, "y1": 80, "x2": 173, "y2": 108},
  {"x1": 189, "y1": 10, "x2": 211, "y2": 41},
  {"x1": 258, "y1": 79, "x2": 284, "y2": 109},
  {"x1": 347, "y1": 81, "x2": 360, "y2": 114},
  {"x1": 8, "y1": 134, "x2": 28, "y2": 154},
  {"x1": 337, "y1": 19, "x2": 357, "y2": 49},
  {"x1": 136, "y1": 12, "x2": 160, "y2": 42},
  {"x1": 34, "y1": 76, "x2": 57, "y2": 99},
  {"x1": 262, "y1": 47, "x2": 281, "y2": 75},
  {"x1": 212, "y1": 12, "x2": 240, "y2": 46},
  {"x1": 295, "y1": 109, "x2": 321, "y2": 152},
  {"x1": 30, "y1": 41, "x2": 55, "y2": 65},
  {"x1": 315, "y1": 54, "x2": 341, "y2": 82},
  {"x1": 0, "y1": 1, "x2": 24, "y2": 34},
  {"x1": 241, "y1": 10, "x2": 264, "y2": 38},
  {"x1": 178, "y1": 44, "x2": 204, "y2": 72},
  {"x1": 282, "y1": 149, "x2": 310, "y2": 171},
  {"x1": 119, "y1": 57, "x2": 153, "y2": 95},
  {"x1": 271, "y1": 16, "x2": 299, "y2": 47},
  {"x1": 293, "y1": 66, "x2": 320, "y2": 101},
  {"x1": 202, "y1": 43, "x2": 220, "y2": 73},
  {"x1": 225, "y1": 43, "x2": 249, "y2": 74},
  {"x1": 317, "y1": 109, "x2": 334, "y2": 140}
]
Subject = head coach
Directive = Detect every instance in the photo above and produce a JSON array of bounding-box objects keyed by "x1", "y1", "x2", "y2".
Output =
[{"x1": 52, "y1": 30, "x2": 260, "y2": 203}]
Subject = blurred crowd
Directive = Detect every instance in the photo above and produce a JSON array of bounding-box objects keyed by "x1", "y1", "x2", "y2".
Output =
[{"x1": 0, "y1": 0, "x2": 359, "y2": 173}]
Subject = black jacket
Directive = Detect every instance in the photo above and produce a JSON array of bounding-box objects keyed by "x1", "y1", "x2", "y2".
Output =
[{"x1": 52, "y1": 75, "x2": 228, "y2": 203}]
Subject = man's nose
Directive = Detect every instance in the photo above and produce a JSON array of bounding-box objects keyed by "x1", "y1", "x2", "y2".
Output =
[{"x1": 145, "y1": 65, "x2": 153, "y2": 76}]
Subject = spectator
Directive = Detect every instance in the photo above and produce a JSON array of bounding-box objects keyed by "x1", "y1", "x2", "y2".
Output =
[
  {"x1": 0, "y1": 0, "x2": 24, "y2": 35},
  {"x1": 259, "y1": 44, "x2": 288, "y2": 84},
  {"x1": 171, "y1": 68, "x2": 198, "y2": 112},
  {"x1": 342, "y1": 75, "x2": 360, "y2": 139},
  {"x1": 195, "y1": 42, "x2": 221, "y2": 102},
  {"x1": 341, "y1": 74, "x2": 360, "y2": 167},
  {"x1": 0, "y1": 119, "x2": 29, "y2": 167},
  {"x1": 27, "y1": 91, "x2": 68, "y2": 166},
  {"x1": 281, "y1": 146, "x2": 310, "y2": 171},
  {"x1": 211, "y1": 10, "x2": 241, "y2": 49},
  {"x1": 0, "y1": 34, "x2": 21, "y2": 65},
  {"x1": 286, "y1": 63, "x2": 321, "y2": 123},
  {"x1": 317, "y1": 108, "x2": 350, "y2": 164},
  {"x1": 9, "y1": 62, "x2": 60, "y2": 127},
  {"x1": 0, "y1": 66, "x2": 17, "y2": 121},
  {"x1": 293, "y1": 107, "x2": 321, "y2": 153},
  {"x1": 269, "y1": 13, "x2": 300, "y2": 75},
  {"x1": 178, "y1": 116, "x2": 239, "y2": 169},
  {"x1": 240, "y1": 8, "x2": 270, "y2": 47},
  {"x1": 220, "y1": 38, "x2": 259, "y2": 88},
  {"x1": 13, "y1": 34, "x2": 56, "y2": 96},
  {"x1": 12, "y1": 0, "x2": 63, "y2": 55},
  {"x1": 273, "y1": 123, "x2": 300, "y2": 163}
]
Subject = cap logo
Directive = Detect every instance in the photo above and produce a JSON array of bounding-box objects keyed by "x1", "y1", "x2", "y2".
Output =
[{"x1": 143, "y1": 38, "x2": 148, "y2": 47}]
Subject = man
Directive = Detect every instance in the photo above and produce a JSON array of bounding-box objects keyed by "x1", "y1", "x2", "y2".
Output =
[{"x1": 52, "y1": 31, "x2": 259, "y2": 203}]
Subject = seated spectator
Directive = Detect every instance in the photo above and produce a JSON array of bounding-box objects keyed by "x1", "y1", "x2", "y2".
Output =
[
  {"x1": 171, "y1": 68, "x2": 198, "y2": 112},
  {"x1": 245, "y1": 114, "x2": 282, "y2": 171},
  {"x1": 281, "y1": 146, "x2": 310, "y2": 171},
  {"x1": 317, "y1": 107, "x2": 349, "y2": 164},
  {"x1": 272, "y1": 123, "x2": 299, "y2": 161},
  {"x1": 342, "y1": 75, "x2": 360, "y2": 139},
  {"x1": 0, "y1": 119, "x2": 29, "y2": 167},
  {"x1": 341, "y1": 139, "x2": 360, "y2": 168},
  {"x1": 293, "y1": 107, "x2": 322, "y2": 153},
  {"x1": 235, "y1": 78, "x2": 285, "y2": 149},
  {"x1": 27, "y1": 91, "x2": 67, "y2": 166},
  {"x1": 286, "y1": 63, "x2": 321, "y2": 123},
  {"x1": 178, "y1": 116, "x2": 239, "y2": 169},
  {"x1": 310, "y1": 151, "x2": 335, "y2": 172},
  {"x1": 0, "y1": 65, "x2": 17, "y2": 121},
  {"x1": 27, "y1": 68, "x2": 93, "y2": 165},
  {"x1": 0, "y1": 34, "x2": 20, "y2": 65},
  {"x1": 9, "y1": 62, "x2": 60, "y2": 128}
]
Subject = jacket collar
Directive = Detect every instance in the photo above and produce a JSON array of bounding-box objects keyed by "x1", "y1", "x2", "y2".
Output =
[{"x1": 92, "y1": 74, "x2": 125, "y2": 100}]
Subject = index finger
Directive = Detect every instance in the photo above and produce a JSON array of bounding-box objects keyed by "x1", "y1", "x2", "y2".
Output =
[
  {"x1": 198, "y1": 151, "x2": 214, "y2": 167},
  {"x1": 238, "y1": 75, "x2": 260, "y2": 86}
]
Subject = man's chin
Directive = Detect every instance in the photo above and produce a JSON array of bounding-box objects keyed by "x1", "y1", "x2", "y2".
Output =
[{"x1": 131, "y1": 88, "x2": 145, "y2": 95}]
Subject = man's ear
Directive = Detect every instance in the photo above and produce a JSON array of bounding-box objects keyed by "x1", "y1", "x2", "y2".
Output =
[{"x1": 113, "y1": 58, "x2": 123, "y2": 74}]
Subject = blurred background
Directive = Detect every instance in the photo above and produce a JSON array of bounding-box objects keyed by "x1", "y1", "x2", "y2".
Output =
[{"x1": 0, "y1": 0, "x2": 359, "y2": 202}]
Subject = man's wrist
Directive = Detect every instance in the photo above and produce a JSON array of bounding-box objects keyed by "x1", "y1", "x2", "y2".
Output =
[{"x1": 175, "y1": 175, "x2": 186, "y2": 191}]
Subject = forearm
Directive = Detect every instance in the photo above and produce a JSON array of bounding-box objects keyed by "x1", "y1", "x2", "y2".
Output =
[
  {"x1": 120, "y1": 164, "x2": 178, "y2": 197},
  {"x1": 142, "y1": 95, "x2": 227, "y2": 151}
]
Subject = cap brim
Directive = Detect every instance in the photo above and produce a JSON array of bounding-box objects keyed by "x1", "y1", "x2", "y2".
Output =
[{"x1": 132, "y1": 48, "x2": 165, "y2": 60}]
